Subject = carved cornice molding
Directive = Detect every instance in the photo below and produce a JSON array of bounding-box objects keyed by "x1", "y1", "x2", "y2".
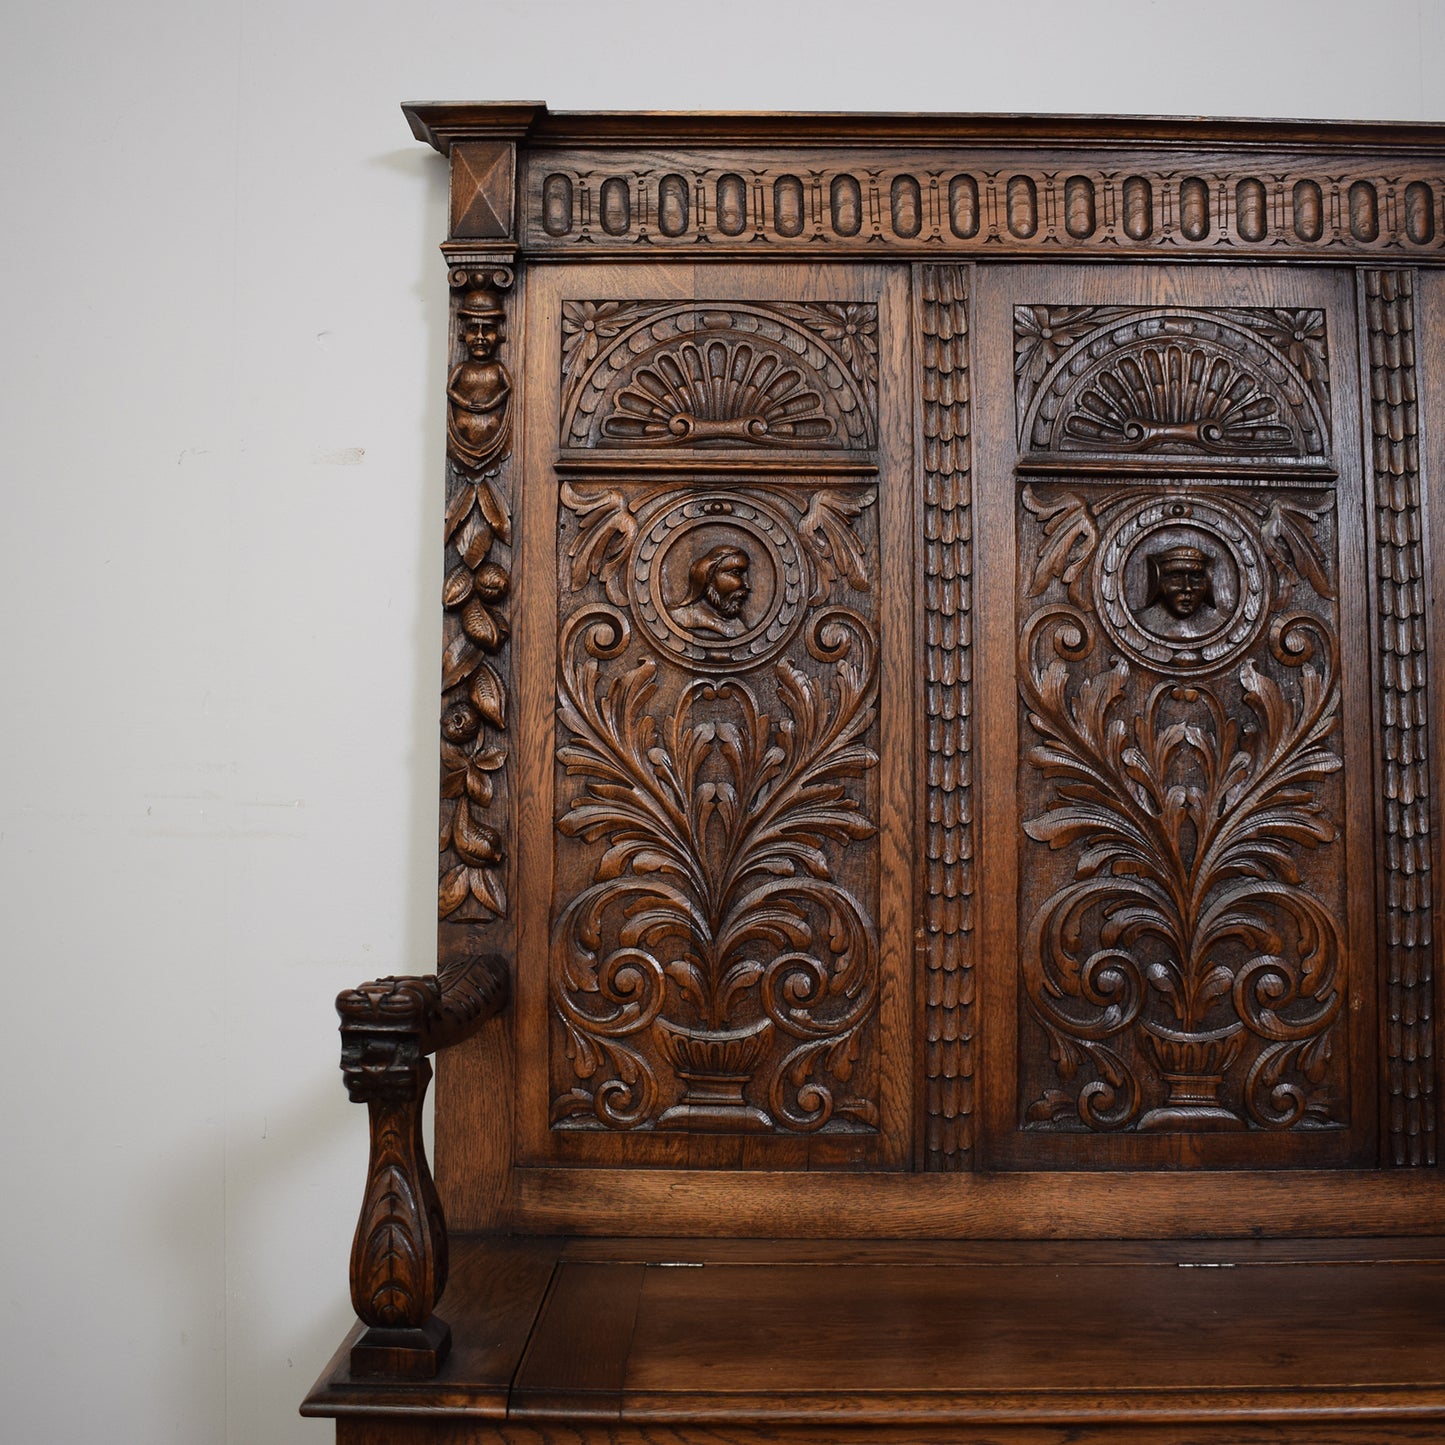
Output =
[
  {"x1": 520, "y1": 154, "x2": 1445, "y2": 259},
  {"x1": 406, "y1": 102, "x2": 1445, "y2": 152}
]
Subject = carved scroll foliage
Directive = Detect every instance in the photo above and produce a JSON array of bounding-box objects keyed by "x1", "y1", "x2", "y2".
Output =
[
  {"x1": 551, "y1": 485, "x2": 881, "y2": 1134},
  {"x1": 1366, "y1": 269, "x2": 1436, "y2": 1166},
  {"x1": 439, "y1": 268, "x2": 514, "y2": 921},
  {"x1": 1018, "y1": 487, "x2": 1348, "y2": 1135},
  {"x1": 1015, "y1": 307, "x2": 1331, "y2": 465},
  {"x1": 918, "y1": 265, "x2": 976, "y2": 1169},
  {"x1": 560, "y1": 302, "x2": 878, "y2": 450}
]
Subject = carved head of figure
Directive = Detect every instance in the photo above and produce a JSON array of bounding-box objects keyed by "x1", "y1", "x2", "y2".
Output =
[
  {"x1": 1145, "y1": 544, "x2": 1215, "y2": 620},
  {"x1": 457, "y1": 285, "x2": 505, "y2": 360},
  {"x1": 682, "y1": 545, "x2": 752, "y2": 620}
]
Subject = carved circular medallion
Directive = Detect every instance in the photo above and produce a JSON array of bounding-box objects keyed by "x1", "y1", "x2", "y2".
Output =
[
  {"x1": 632, "y1": 493, "x2": 806, "y2": 670},
  {"x1": 1094, "y1": 495, "x2": 1268, "y2": 673}
]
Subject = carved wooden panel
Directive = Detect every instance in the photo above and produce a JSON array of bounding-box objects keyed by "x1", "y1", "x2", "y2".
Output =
[
  {"x1": 1014, "y1": 476, "x2": 1352, "y2": 1151},
  {"x1": 1014, "y1": 305, "x2": 1333, "y2": 474},
  {"x1": 550, "y1": 477, "x2": 881, "y2": 1135},
  {"x1": 917, "y1": 264, "x2": 976, "y2": 1169},
  {"x1": 1365, "y1": 269, "x2": 1436, "y2": 1166},
  {"x1": 522, "y1": 147, "x2": 1445, "y2": 260},
  {"x1": 559, "y1": 301, "x2": 877, "y2": 451}
]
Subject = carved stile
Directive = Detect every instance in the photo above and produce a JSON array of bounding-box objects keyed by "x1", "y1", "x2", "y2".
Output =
[
  {"x1": 439, "y1": 266, "x2": 516, "y2": 928},
  {"x1": 1365, "y1": 270, "x2": 1436, "y2": 1166},
  {"x1": 918, "y1": 265, "x2": 976, "y2": 1169}
]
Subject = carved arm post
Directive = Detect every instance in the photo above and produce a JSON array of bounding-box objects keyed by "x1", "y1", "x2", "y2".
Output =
[{"x1": 336, "y1": 956, "x2": 508, "y2": 1378}]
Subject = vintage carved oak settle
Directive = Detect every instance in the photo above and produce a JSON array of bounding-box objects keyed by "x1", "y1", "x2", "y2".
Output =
[{"x1": 304, "y1": 106, "x2": 1445, "y2": 1442}]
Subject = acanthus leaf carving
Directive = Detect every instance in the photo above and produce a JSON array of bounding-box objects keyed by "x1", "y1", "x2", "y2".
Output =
[
  {"x1": 1017, "y1": 483, "x2": 1349, "y2": 1138},
  {"x1": 1022, "y1": 484, "x2": 1098, "y2": 603},
  {"x1": 551, "y1": 577, "x2": 881, "y2": 1135}
]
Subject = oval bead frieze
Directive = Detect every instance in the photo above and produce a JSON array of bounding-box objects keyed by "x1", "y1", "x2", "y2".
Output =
[
  {"x1": 542, "y1": 174, "x2": 574, "y2": 236},
  {"x1": 773, "y1": 174, "x2": 805, "y2": 237},
  {"x1": 599, "y1": 177, "x2": 631, "y2": 236},
  {"x1": 657, "y1": 173, "x2": 690, "y2": 237},
  {"x1": 830, "y1": 174, "x2": 863, "y2": 236}
]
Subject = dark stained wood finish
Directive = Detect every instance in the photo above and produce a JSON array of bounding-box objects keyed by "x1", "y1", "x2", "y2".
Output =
[
  {"x1": 338, "y1": 1424, "x2": 1445, "y2": 1445},
  {"x1": 305, "y1": 1235, "x2": 560, "y2": 1420},
  {"x1": 336, "y1": 959, "x2": 509, "y2": 1375},
  {"x1": 317, "y1": 104, "x2": 1445, "y2": 1440},
  {"x1": 310, "y1": 1234, "x2": 1445, "y2": 1436},
  {"x1": 969, "y1": 263, "x2": 1377, "y2": 1170}
]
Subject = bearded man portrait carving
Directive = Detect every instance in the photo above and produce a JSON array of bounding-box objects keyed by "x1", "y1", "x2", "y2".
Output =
[{"x1": 671, "y1": 544, "x2": 753, "y2": 638}]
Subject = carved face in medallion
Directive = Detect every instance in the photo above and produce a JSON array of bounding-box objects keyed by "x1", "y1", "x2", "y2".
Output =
[
  {"x1": 672, "y1": 545, "x2": 753, "y2": 637},
  {"x1": 633, "y1": 495, "x2": 805, "y2": 671},
  {"x1": 1094, "y1": 498, "x2": 1267, "y2": 673},
  {"x1": 1145, "y1": 545, "x2": 1215, "y2": 620}
]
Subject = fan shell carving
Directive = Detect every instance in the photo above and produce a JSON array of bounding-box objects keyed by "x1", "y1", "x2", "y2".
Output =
[
  {"x1": 1016, "y1": 308, "x2": 1332, "y2": 468},
  {"x1": 562, "y1": 302, "x2": 877, "y2": 450},
  {"x1": 604, "y1": 339, "x2": 835, "y2": 445},
  {"x1": 1066, "y1": 344, "x2": 1294, "y2": 455}
]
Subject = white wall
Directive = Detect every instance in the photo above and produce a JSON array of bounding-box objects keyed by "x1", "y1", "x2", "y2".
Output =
[{"x1": 3, "y1": 2, "x2": 1443, "y2": 1440}]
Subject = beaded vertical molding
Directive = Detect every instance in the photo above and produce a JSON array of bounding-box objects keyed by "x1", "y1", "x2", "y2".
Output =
[
  {"x1": 917, "y1": 264, "x2": 977, "y2": 1168},
  {"x1": 1364, "y1": 269, "x2": 1436, "y2": 1166}
]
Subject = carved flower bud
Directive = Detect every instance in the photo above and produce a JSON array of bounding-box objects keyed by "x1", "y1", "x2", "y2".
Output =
[
  {"x1": 441, "y1": 700, "x2": 481, "y2": 743},
  {"x1": 471, "y1": 561, "x2": 510, "y2": 602}
]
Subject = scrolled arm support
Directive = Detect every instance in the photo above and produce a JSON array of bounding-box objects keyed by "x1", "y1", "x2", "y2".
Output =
[{"x1": 336, "y1": 954, "x2": 508, "y2": 1378}]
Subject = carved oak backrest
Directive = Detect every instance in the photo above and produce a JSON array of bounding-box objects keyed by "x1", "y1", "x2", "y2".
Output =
[{"x1": 416, "y1": 107, "x2": 1445, "y2": 1239}]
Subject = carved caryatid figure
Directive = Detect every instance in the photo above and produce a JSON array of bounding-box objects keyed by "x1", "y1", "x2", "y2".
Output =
[
  {"x1": 670, "y1": 544, "x2": 752, "y2": 638},
  {"x1": 447, "y1": 285, "x2": 513, "y2": 473},
  {"x1": 1143, "y1": 543, "x2": 1216, "y2": 623}
]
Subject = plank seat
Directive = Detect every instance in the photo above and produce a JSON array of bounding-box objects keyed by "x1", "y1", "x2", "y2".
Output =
[{"x1": 306, "y1": 1236, "x2": 1445, "y2": 1440}]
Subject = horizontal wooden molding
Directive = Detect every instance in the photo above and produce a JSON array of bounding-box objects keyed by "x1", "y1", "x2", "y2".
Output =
[{"x1": 521, "y1": 150, "x2": 1445, "y2": 259}]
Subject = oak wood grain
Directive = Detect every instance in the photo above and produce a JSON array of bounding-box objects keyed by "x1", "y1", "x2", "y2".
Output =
[{"x1": 312, "y1": 104, "x2": 1445, "y2": 1437}]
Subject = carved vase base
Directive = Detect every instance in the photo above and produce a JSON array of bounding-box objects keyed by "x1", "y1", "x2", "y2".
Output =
[
  {"x1": 657, "y1": 1075, "x2": 775, "y2": 1133},
  {"x1": 654, "y1": 1019, "x2": 775, "y2": 1132},
  {"x1": 1137, "y1": 1103, "x2": 1247, "y2": 1133},
  {"x1": 349, "y1": 1316, "x2": 452, "y2": 1379},
  {"x1": 1139, "y1": 1073, "x2": 1246, "y2": 1133}
]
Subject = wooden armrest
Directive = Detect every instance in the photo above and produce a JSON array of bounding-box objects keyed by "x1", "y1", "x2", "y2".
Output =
[{"x1": 336, "y1": 955, "x2": 508, "y2": 1379}]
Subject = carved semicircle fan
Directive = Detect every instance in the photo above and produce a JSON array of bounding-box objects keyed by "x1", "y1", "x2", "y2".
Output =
[
  {"x1": 562, "y1": 302, "x2": 877, "y2": 449},
  {"x1": 1017, "y1": 308, "x2": 1332, "y2": 466}
]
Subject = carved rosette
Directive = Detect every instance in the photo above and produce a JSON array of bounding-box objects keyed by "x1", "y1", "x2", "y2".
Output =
[
  {"x1": 560, "y1": 302, "x2": 878, "y2": 450},
  {"x1": 1365, "y1": 270, "x2": 1436, "y2": 1166},
  {"x1": 439, "y1": 266, "x2": 515, "y2": 923},
  {"x1": 1016, "y1": 481, "x2": 1349, "y2": 1136},
  {"x1": 551, "y1": 478, "x2": 881, "y2": 1135},
  {"x1": 918, "y1": 265, "x2": 976, "y2": 1169},
  {"x1": 1015, "y1": 307, "x2": 1332, "y2": 469}
]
